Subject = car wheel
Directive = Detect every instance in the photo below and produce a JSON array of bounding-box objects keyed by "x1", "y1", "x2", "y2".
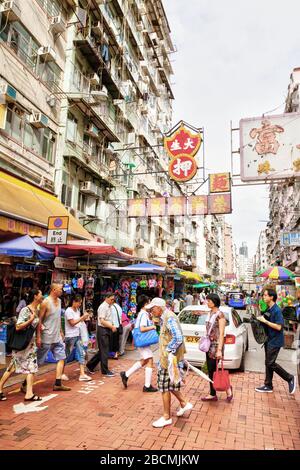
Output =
[{"x1": 239, "y1": 350, "x2": 245, "y2": 372}]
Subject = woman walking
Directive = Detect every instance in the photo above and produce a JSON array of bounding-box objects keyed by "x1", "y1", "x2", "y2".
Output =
[
  {"x1": 0, "y1": 289, "x2": 43, "y2": 401},
  {"x1": 120, "y1": 295, "x2": 158, "y2": 392},
  {"x1": 64, "y1": 295, "x2": 92, "y2": 381},
  {"x1": 201, "y1": 293, "x2": 233, "y2": 402}
]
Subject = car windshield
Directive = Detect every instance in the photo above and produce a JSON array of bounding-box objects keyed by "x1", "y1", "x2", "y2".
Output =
[
  {"x1": 179, "y1": 311, "x2": 208, "y2": 325},
  {"x1": 230, "y1": 293, "x2": 243, "y2": 299},
  {"x1": 179, "y1": 310, "x2": 230, "y2": 326}
]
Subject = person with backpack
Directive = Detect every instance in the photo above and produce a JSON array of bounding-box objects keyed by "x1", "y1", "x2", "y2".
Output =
[
  {"x1": 120, "y1": 295, "x2": 158, "y2": 393},
  {"x1": 255, "y1": 288, "x2": 296, "y2": 394}
]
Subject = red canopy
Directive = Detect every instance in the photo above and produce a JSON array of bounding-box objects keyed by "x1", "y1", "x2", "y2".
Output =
[{"x1": 39, "y1": 239, "x2": 132, "y2": 260}]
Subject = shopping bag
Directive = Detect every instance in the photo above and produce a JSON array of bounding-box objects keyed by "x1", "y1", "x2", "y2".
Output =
[{"x1": 213, "y1": 359, "x2": 230, "y2": 391}]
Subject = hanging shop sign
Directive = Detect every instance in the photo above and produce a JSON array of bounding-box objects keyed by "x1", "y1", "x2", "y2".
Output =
[
  {"x1": 280, "y1": 231, "x2": 300, "y2": 247},
  {"x1": 128, "y1": 194, "x2": 232, "y2": 217},
  {"x1": 164, "y1": 122, "x2": 202, "y2": 183},
  {"x1": 240, "y1": 113, "x2": 300, "y2": 181},
  {"x1": 54, "y1": 257, "x2": 78, "y2": 270},
  {"x1": 209, "y1": 173, "x2": 231, "y2": 193},
  {"x1": 128, "y1": 199, "x2": 147, "y2": 218},
  {"x1": 208, "y1": 193, "x2": 232, "y2": 215},
  {"x1": 47, "y1": 216, "x2": 69, "y2": 245}
]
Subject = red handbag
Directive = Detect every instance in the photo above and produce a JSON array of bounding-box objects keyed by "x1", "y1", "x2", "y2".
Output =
[{"x1": 213, "y1": 360, "x2": 230, "y2": 391}]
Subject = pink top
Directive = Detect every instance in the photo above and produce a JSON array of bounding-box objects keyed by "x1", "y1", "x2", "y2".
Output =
[{"x1": 122, "y1": 312, "x2": 131, "y2": 327}]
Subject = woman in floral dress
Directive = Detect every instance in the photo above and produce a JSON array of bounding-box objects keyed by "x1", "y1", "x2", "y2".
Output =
[
  {"x1": 0, "y1": 289, "x2": 43, "y2": 401},
  {"x1": 201, "y1": 293, "x2": 233, "y2": 402}
]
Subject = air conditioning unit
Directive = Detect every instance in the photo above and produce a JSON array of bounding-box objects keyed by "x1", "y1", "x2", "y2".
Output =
[
  {"x1": 91, "y1": 21, "x2": 102, "y2": 37},
  {"x1": 50, "y1": 15, "x2": 65, "y2": 34},
  {"x1": 38, "y1": 46, "x2": 56, "y2": 62},
  {"x1": 0, "y1": 83, "x2": 17, "y2": 102},
  {"x1": 138, "y1": 2, "x2": 146, "y2": 15},
  {"x1": 1, "y1": 1, "x2": 21, "y2": 22},
  {"x1": 91, "y1": 86, "x2": 108, "y2": 102},
  {"x1": 85, "y1": 123, "x2": 99, "y2": 137},
  {"x1": 89, "y1": 73, "x2": 100, "y2": 86},
  {"x1": 29, "y1": 112, "x2": 49, "y2": 128},
  {"x1": 127, "y1": 132, "x2": 135, "y2": 144},
  {"x1": 136, "y1": 238, "x2": 145, "y2": 248},
  {"x1": 136, "y1": 21, "x2": 144, "y2": 32},
  {"x1": 140, "y1": 60, "x2": 148, "y2": 72},
  {"x1": 80, "y1": 181, "x2": 99, "y2": 197},
  {"x1": 140, "y1": 104, "x2": 148, "y2": 115}
]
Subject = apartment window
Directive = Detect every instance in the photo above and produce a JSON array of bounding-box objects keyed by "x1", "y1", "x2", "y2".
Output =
[
  {"x1": 5, "y1": 105, "x2": 23, "y2": 141},
  {"x1": 36, "y1": 0, "x2": 60, "y2": 17},
  {"x1": 78, "y1": 192, "x2": 86, "y2": 213},
  {"x1": 61, "y1": 184, "x2": 73, "y2": 207},
  {"x1": 66, "y1": 113, "x2": 77, "y2": 143}
]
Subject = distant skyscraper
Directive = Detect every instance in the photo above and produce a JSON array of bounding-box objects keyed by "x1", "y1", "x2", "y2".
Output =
[{"x1": 239, "y1": 242, "x2": 248, "y2": 258}]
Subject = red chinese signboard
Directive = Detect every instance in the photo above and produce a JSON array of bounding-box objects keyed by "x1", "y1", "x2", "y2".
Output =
[
  {"x1": 164, "y1": 126, "x2": 202, "y2": 159},
  {"x1": 164, "y1": 122, "x2": 202, "y2": 183},
  {"x1": 169, "y1": 155, "x2": 197, "y2": 182},
  {"x1": 128, "y1": 199, "x2": 146, "y2": 217},
  {"x1": 167, "y1": 197, "x2": 187, "y2": 216},
  {"x1": 189, "y1": 195, "x2": 208, "y2": 215},
  {"x1": 209, "y1": 173, "x2": 231, "y2": 193},
  {"x1": 208, "y1": 193, "x2": 232, "y2": 214},
  {"x1": 148, "y1": 198, "x2": 166, "y2": 217}
]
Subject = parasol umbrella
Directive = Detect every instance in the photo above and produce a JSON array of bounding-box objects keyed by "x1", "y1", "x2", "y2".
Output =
[
  {"x1": 255, "y1": 268, "x2": 265, "y2": 276},
  {"x1": 260, "y1": 266, "x2": 295, "y2": 280},
  {"x1": 187, "y1": 362, "x2": 213, "y2": 383}
]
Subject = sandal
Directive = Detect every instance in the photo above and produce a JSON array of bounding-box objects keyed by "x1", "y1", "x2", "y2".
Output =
[
  {"x1": 24, "y1": 395, "x2": 42, "y2": 402},
  {"x1": 0, "y1": 392, "x2": 7, "y2": 401}
]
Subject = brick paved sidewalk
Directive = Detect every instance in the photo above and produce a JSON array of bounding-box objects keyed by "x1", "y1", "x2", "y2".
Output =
[{"x1": 0, "y1": 357, "x2": 299, "y2": 450}]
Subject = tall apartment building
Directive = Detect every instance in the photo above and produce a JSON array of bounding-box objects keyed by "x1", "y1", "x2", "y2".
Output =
[
  {"x1": 223, "y1": 222, "x2": 236, "y2": 281},
  {"x1": 237, "y1": 242, "x2": 254, "y2": 283},
  {"x1": 0, "y1": 0, "x2": 198, "y2": 267},
  {"x1": 265, "y1": 67, "x2": 300, "y2": 273},
  {"x1": 254, "y1": 229, "x2": 268, "y2": 274}
]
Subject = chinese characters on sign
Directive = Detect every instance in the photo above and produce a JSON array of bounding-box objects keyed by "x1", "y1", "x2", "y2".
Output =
[
  {"x1": 209, "y1": 173, "x2": 231, "y2": 193},
  {"x1": 240, "y1": 113, "x2": 300, "y2": 181},
  {"x1": 208, "y1": 193, "x2": 232, "y2": 214},
  {"x1": 127, "y1": 195, "x2": 231, "y2": 217},
  {"x1": 128, "y1": 199, "x2": 146, "y2": 218},
  {"x1": 164, "y1": 123, "x2": 202, "y2": 183},
  {"x1": 47, "y1": 216, "x2": 69, "y2": 245}
]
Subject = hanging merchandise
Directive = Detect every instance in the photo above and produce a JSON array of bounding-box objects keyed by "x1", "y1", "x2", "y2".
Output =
[
  {"x1": 72, "y1": 277, "x2": 78, "y2": 289},
  {"x1": 157, "y1": 276, "x2": 163, "y2": 297},
  {"x1": 86, "y1": 276, "x2": 95, "y2": 289},
  {"x1": 128, "y1": 281, "x2": 138, "y2": 317},
  {"x1": 148, "y1": 278, "x2": 157, "y2": 288},
  {"x1": 63, "y1": 283, "x2": 72, "y2": 295},
  {"x1": 77, "y1": 277, "x2": 84, "y2": 290},
  {"x1": 121, "y1": 279, "x2": 130, "y2": 315},
  {"x1": 139, "y1": 279, "x2": 147, "y2": 288}
]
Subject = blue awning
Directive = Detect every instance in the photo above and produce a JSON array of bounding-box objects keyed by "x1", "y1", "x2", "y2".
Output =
[{"x1": 0, "y1": 235, "x2": 54, "y2": 260}]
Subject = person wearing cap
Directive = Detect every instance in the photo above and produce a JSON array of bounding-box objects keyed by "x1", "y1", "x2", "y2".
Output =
[
  {"x1": 148, "y1": 297, "x2": 193, "y2": 428},
  {"x1": 120, "y1": 295, "x2": 158, "y2": 392}
]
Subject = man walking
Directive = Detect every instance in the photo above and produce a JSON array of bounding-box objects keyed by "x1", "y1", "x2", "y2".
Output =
[
  {"x1": 185, "y1": 292, "x2": 194, "y2": 307},
  {"x1": 86, "y1": 294, "x2": 116, "y2": 377},
  {"x1": 147, "y1": 298, "x2": 193, "y2": 428},
  {"x1": 36, "y1": 284, "x2": 71, "y2": 391},
  {"x1": 255, "y1": 288, "x2": 296, "y2": 394}
]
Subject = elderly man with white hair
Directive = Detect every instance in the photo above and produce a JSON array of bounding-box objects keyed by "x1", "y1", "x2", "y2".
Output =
[{"x1": 146, "y1": 298, "x2": 193, "y2": 428}]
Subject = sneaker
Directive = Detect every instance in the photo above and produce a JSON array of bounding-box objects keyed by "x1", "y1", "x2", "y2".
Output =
[
  {"x1": 119, "y1": 352, "x2": 125, "y2": 357},
  {"x1": 79, "y1": 374, "x2": 92, "y2": 382},
  {"x1": 288, "y1": 376, "x2": 297, "y2": 395},
  {"x1": 102, "y1": 371, "x2": 115, "y2": 377},
  {"x1": 255, "y1": 385, "x2": 273, "y2": 393},
  {"x1": 53, "y1": 384, "x2": 71, "y2": 391},
  {"x1": 176, "y1": 402, "x2": 193, "y2": 417},
  {"x1": 61, "y1": 374, "x2": 69, "y2": 381},
  {"x1": 152, "y1": 416, "x2": 172, "y2": 428},
  {"x1": 86, "y1": 367, "x2": 96, "y2": 375},
  {"x1": 120, "y1": 371, "x2": 128, "y2": 388},
  {"x1": 143, "y1": 385, "x2": 158, "y2": 393}
]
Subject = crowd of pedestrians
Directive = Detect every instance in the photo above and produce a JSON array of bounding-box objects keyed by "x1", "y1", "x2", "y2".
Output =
[{"x1": 0, "y1": 284, "x2": 297, "y2": 430}]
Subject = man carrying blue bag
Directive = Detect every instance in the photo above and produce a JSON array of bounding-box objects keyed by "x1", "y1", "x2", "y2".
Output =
[{"x1": 120, "y1": 295, "x2": 158, "y2": 392}]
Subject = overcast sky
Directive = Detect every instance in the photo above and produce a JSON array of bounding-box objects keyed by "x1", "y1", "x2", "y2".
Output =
[{"x1": 163, "y1": 0, "x2": 300, "y2": 257}]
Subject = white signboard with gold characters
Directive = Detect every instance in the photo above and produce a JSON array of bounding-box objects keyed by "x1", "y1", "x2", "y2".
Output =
[{"x1": 239, "y1": 112, "x2": 300, "y2": 181}]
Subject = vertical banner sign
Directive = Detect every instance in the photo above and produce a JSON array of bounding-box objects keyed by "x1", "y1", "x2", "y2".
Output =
[
  {"x1": 47, "y1": 216, "x2": 69, "y2": 244},
  {"x1": 209, "y1": 173, "x2": 231, "y2": 193},
  {"x1": 189, "y1": 196, "x2": 208, "y2": 215},
  {"x1": 208, "y1": 193, "x2": 232, "y2": 214},
  {"x1": 148, "y1": 198, "x2": 166, "y2": 217},
  {"x1": 128, "y1": 199, "x2": 146, "y2": 217},
  {"x1": 164, "y1": 122, "x2": 202, "y2": 183},
  {"x1": 167, "y1": 197, "x2": 186, "y2": 216}
]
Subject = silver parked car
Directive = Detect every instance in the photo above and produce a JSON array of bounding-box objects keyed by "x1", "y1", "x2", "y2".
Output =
[{"x1": 178, "y1": 305, "x2": 249, "y2": 371}]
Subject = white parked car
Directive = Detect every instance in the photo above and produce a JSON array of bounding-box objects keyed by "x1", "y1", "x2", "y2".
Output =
[{"x1": 178, "y1": 305, "x2": 249, "y2": 371}]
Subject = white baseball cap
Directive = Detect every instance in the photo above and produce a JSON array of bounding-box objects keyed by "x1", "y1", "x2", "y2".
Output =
[{"x1": 145, "y1": 297, "x2": 166, "y2": 309}]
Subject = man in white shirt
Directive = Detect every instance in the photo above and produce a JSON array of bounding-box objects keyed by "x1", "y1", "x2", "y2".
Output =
[
  {"x1": 172, "y1": 297, "x2": 180, "y2": 315},
  {"x1": 86, "y1": 294, "x2": 116, "y2": 377},
  {"x1": 185, "y1": 292, "x2": 194, "y2": 307}
]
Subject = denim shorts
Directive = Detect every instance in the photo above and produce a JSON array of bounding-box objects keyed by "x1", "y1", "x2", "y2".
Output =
[
  {"x1": 65, "y1": 336, "x2": 85, "y2": 365},
  {"x1": 37, "y1": 340, "x2": 66, "y2": 365}
]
